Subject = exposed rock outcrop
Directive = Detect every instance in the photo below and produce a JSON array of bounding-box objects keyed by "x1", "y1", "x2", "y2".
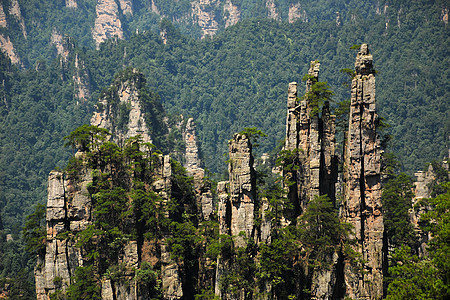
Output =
[
  {"x1": 266, "y1": 0, "x2": 280, "y2": 21},
  {"x1": 182, "y1": 117, "x2": 213, "y2": 221},
  {"x1": 191, "y1": 0, "x2": 220, "y2": 38},
  {"x1": 50, "y1": 30, "x2": 71, "y2": 62},
  {"x1": 227, "y1": 133, "x2": 257, "y2": 247},
  {"x1": 284, "y1": 61, "x2": 338, "y2": 216},
  {"x1": 0, "y1": 34, "x2": 20, "y2": 65},
  {"x1": 118, "y1": 0, "x2": 133, "y2": 15},
  {"x1": 289, "y1": 2, "x2": 308, "y2": 23},
  {"x1": 9, "y1": 0, "x2": 26, "y2": 38},
  {"x1": 0, "y1": 4, "x2": 7, "y2": 28},
  {"x1": 73, "y1": 53, "x2": 92, "y2": 103},
  {"x1": 35, "y1": 164, "x2": 91, "y2": 299},
  {"x1": 341, "y1": 44, "x2": 385, "y2": 300},
  {"x1": 90, "y1": 69, "x2": 152, "y2": 145},
  {"x1": 92, "y1": 0, "x2": 124, "y2": 49},
  {"x1": 37, "y1": 71, "x2": 188, "y2": 299},
  {"x1": 442, "y1": 8, "x2": 448, "y2": 25},
  {"x1": 223, "y1": 0, "x2": 240, "y2": 28},
  {"x1": 65, "y1": 0, "x2": 78, "y2": 8}
]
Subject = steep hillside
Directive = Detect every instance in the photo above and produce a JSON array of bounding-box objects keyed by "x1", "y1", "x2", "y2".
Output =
[{"x1": 0, "y1": 0, "x2": 448, "y2": 295}]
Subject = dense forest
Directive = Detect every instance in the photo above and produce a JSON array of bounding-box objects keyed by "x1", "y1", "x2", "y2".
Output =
[{"x1": 0, "y1": 0, "x2": 448, "y2": 298}]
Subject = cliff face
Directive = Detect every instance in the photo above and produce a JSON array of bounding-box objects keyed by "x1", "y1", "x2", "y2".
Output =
[
  {"x1": 341, "y1": 44, "x2": 385, "y2": 299},
  {"x1": 223, "y1": 0, "x2": 240, "y2": 28},
  {"x1": 37, "y1": 69, "x2": 214, "y2": 299},
  {"x1": 90, "y1": 69, "x2": 153, "y2": 145},
  {"x1": 37, "y1": 47, "x2": 390, "y2": 299},
  {"x1": 284, "y1": 61, "x2": 338, "y2": 216},
  {"x1": 35, "y1": 162, "x2": 92, "y2": 299},
  {"x1": 92, "y1": 0, "x2": 124, "y2": 49},
  {"x1": 0, "y1": 2, "x2": 21, "y2": 65},
  {"x1": 191, "y1": 0, "x2": 221, "y2": 38}
]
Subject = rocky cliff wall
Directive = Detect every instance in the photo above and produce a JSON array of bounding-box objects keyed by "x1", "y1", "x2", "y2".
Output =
[
  {"x1": 35, "y1": 160, "x2": 92, "y2": 299},
  {"x1": 90, "y1": 69, "x2": 152, "y2": 145},
  {"x1": 92, "y1": 0, "x2": 124, "y2": 49},
  {"x1": 341, "y1": 44, "x2": 385, "y2": 299},
  {"x1": 284, "y1": 61, "x2": 337, "y2": 216}
]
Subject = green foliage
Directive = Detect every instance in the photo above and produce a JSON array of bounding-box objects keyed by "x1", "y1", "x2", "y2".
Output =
[
  {"x1": 67, "y1": 266, "x2": 101, "y2": 300},
  {"x1": 257, "y1": 226, "x2": 298, "y2": 296},
  {"x1": 427, "y1": 160, "x2": 449, "y2": 197},
  {"x1": 303, "y1": 81, "x2": 334, "y2": 117},
  {"x1": 386, "y1": 183, "x2": 450, "y2": 299},
  {"x1": 64, "y1": 125, "x2": 110, "y2": 152},
  {"x1": 22, "y1": 204, "x2": 46, "y2": 256},
  {"x1": 134, "y1": 262, "x2": 162, "y2": 298},
  {"x1": 220, "y1": 243, "x2": 257, "y2": 297},
  {"x1": 334, "y1": 99, "x2": 351, "y2": 132},
  {"x1": 276, "y1": 148, "x2": 303, "y2": 174},
  {"x1": 238, "y1": 127, "x2": 267, "y2": 147},
  {"x1": 382, "y1": 173, "x2": 417, "y2": 249},
  {"x1": 420, "y1": 183, "x2": 450, "y2": 286},
  {"x1": 298, "y1": 195, "x2": 353, "y2": 268},
  {"x1": 350, "y1": 44, "x2": 362, "y2": 50},
  {"x1": 339, "y1": 68, "x2": 356, "y2": 88},
  {"x1": 0, "y1": 0, "x2": 448, "y2": 292}
]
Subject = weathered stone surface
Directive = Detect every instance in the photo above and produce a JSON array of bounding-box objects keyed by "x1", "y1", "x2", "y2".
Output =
[
  {"x1": 73, "y1": 53, "x2": 92, "y2": 103},
  {"x1": 0, "y1": 34, "x2": 20, "y2": 64},
  {"x1": 181, "y1": 117, "x2": 214, "y2": 221},
  {"x1": 191, "y1": 0, "x2": 220, "y2": 38},
  {"x1": 161, "y1": 240, "x2": 183, "y2": 299},
  {"x1": 266, "y1": 0, "x2": 280, "y2": 21},
  {"x1": 215, "y1": 134, "x2": 259, "y2": 297},
  {"x1": 289, "y1": 2, "x2": 308, "y2": 23},
  {"x1": 118, "y1": 0, "x2": 133, "y2": 15},
  {"x1": 223, "y1": 0, "x2": 240, "y2": 28},
  {"x1": 310, "y1": 252, "x2": 339, "y2": 300},
  {"x1": 411, "y1": 162, "x2": 446, "y2": 257},
  {"x1": 50, "y1": 30, "x2": 71, "y2": 62},
  {"x1": 65, "y1": 0, "x2": 78, "y2": 8},
  {"x1": 92, "y1": 0, "x2": 124, "y2": 49},
  {"x1": 283, "y1": 61, "x2": 337, "y2": 218},
  {"x1": 9, "y1": 0, "x2": 26, "y2": 38},
  {"x1": 0, "y1": 4, "x2": 7, "y2": 28},
  {"x1": 90, "y1": 69, "x2": 152, "y2": 145},
  {"x1": 228, "y1": 133, "x2": 256, "y2": 246},
  {"x1": 36, "y1": 169, "x2": 91, "y2": 299},
  {"x1": 341, "y1": 44, "x2": 384, "y2": 300}
]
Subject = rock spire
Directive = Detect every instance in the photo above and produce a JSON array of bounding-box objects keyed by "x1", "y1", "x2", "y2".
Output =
[{"x1": 341, "y1": 44, "x2": 385, "y2": 299}]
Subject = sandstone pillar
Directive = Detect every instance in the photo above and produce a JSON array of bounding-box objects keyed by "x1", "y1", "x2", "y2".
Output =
[{"x1": 342, "y1": 44, "x2": 384, "y2": 299}]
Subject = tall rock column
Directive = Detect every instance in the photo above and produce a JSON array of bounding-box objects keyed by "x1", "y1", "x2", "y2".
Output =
[
  {"x1": 283, "y1": 61, "x2": 337, "y2": 215},
  {"x1": 342, "y1": 44, "x2": 384, "y2": 299},
  {"x1": 228, "y1": 133, "x2": 257, "y2": 247},
  {"x1": 215, "y1": 133, "x2": 257, "y2": 298}
]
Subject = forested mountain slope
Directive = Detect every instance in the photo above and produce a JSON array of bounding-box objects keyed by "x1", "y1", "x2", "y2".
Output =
[{"x1": 0, "y1": 0, "x2": 448, "y2": 295}]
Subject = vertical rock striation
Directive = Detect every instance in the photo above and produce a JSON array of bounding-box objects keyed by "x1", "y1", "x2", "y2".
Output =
[
  {"x1": 92, "y1": 0, "x2": 124, "y2": 49},
  {"x1": 90, "y1": 69, "x2": 152, "y2": 145},
  {"x1": 73, "y1": 53, "x2": 92, "y2": 103},
  {"x1": 191, "y1": 0, "x2": 220, "y2": 38},
  {"x1": 341, "y1": 44, "x2": 384, "y2": 299},
  {"x1": 35, "y1": 162, "x2": 92, "y2": 299},
  {"x1": 37, "y1": 71, "x2": 192, "y2": 299},
  {"x1": 9, "y1": 0, "x2": 26, "y2": 38},
  {"x1": 283, "y1": 61, "x2": 337, "y2": 217},
  {"x1": 223, "y1": 0, "x2": 241, "y2": 28},
  {"x1": 227, "y1": 133, "x2": 257, "y2": 247},
  {"x1": 182, "y1": 117, "x2": 213, "y2": 221}
]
